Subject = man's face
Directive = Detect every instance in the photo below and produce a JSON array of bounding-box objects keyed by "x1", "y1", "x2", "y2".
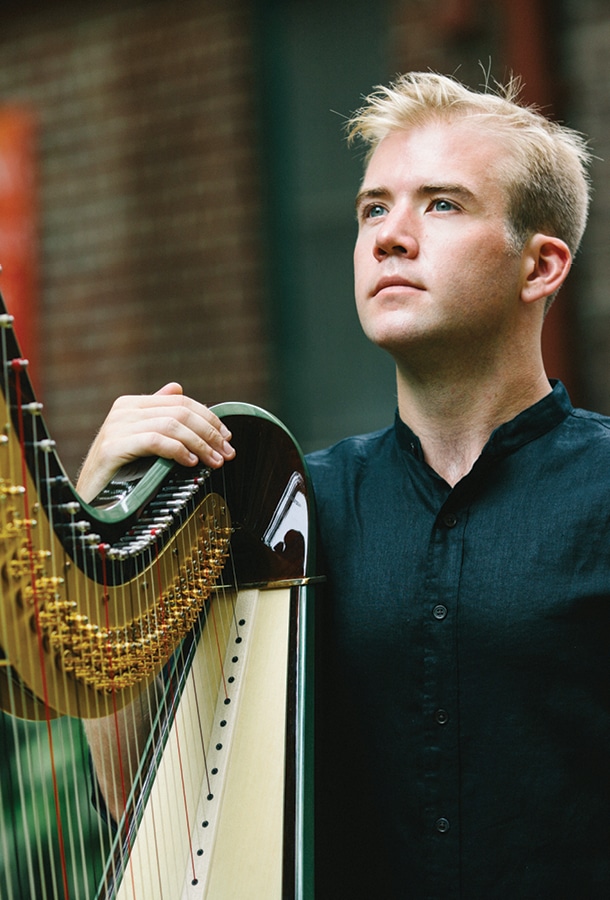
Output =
[{"x1": 353, "y1": 120, "x2": 528, "y2": 367}]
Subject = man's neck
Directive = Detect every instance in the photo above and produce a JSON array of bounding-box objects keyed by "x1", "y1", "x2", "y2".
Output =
[{"x1": 396, "y1": 365, "x2": 552, "y2": 487}]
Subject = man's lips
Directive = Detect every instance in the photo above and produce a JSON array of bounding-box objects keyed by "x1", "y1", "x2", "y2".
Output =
[{"x1": 372, "y1": 276, "x2": 424, "y2": 296}]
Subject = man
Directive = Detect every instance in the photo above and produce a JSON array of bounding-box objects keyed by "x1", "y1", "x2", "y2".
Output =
[{"x1": 81, "y1": 73, "x2": 610, "y2": 897}]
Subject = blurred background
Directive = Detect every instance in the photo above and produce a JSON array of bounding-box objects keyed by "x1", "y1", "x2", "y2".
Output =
[
  {"x1": 0, "y1": 0, "x2": 606, "y2": 475},
  {"x1": 0, "y1": 1, "x2": 609, "y2": 895}
]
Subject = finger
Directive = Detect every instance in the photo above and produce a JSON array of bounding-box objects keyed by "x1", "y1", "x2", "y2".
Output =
[
  {"x1": 109, "y1": 392, "x2": 232, "y2": 450},
  {"x1": 77, "y1": 389, "x2": 235, "y2": 502},
  {"x1": 154, "y1": 382, "x2": 184, "y2": 397},
  {"x1": 146, "y1": 414, "x2": 235, "y2": 467}
]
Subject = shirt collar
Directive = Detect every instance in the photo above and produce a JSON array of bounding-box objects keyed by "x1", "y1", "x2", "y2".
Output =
[{"x1": 394, "y1": 380, "x2": 573, "y2": 463}]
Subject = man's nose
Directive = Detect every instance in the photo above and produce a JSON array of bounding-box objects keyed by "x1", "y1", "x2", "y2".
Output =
[{"x1": 373, "y1": 207, "x2": 419, "y2": 260}]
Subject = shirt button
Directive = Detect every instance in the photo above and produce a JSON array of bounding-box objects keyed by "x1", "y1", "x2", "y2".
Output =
[
  {"x1": 435, "y1": 817, "x2": 450, "y2": 833},
  {"x1": 435, "y1": 708, "x2": 449, "y2": 725},
  {"x1": 433, "y1": 604, "x2": 448, "y2": 620},
  {"x1": 442, "y1": 512, "x2": 457, "y2": 528}
]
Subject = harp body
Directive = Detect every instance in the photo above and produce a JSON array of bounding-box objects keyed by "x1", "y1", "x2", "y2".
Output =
[{"x1": 0, "y1": 296, "x2": 315, "y2": 898}]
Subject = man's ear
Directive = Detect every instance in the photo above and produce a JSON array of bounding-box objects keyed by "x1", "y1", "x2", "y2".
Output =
[{"x1": 520, "y1": 233, "x2": 572, "y2": 304}]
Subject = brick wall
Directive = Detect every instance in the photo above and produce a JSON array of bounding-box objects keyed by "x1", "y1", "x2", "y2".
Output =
[
  {"x1": 3, "y1": 0, "x2": 610, "y2": 487},
  {"x1": 390, "y1": 0, "x2": 504, "y2": 86},
  {"x1": 0, "y1": 0, "x2": 269, "y2": 477},
  {"x1": 559, "y1": 0, "x2": 610, "y2": 413}
]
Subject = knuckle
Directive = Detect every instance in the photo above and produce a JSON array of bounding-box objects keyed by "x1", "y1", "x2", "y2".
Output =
[
  {"x1": 163, "y1": 415, "x2": 182, "y2": 437},
  {"x1": 111, "y1": 395, "x2": 132, "y2": 411}
]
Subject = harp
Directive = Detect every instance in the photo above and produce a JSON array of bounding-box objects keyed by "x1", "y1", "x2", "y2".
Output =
[{"x1": 0, "y1": 293, "x2": 315, "y2": 899}]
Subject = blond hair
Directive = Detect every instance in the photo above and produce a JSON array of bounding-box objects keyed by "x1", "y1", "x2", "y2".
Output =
[{"x1": 347, "y1": 72, "x2": 592, "y2": 257}]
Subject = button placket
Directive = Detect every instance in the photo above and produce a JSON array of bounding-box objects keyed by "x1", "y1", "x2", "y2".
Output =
[{"x1": 422, "y1": 501, "x2": 465, "y2": 873}]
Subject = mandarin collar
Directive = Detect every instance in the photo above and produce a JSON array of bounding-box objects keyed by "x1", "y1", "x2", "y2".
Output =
[{"x1": 394, "y1": 380, "x2": 572, "y2": 464}]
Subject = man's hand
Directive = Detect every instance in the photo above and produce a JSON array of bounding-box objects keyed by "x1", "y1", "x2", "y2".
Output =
[{"x1": 76, "y1": 382, "x2": 235, "y2": 502}]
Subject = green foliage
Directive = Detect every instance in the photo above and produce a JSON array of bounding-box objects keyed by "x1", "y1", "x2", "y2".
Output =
[{"x1": 0, "y1": 712, "x2": 112, "y2": 900}]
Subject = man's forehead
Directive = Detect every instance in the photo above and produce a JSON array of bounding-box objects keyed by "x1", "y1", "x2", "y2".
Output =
[{"x1": 360, "y1": 122, "x2": 508, "y2": 196}]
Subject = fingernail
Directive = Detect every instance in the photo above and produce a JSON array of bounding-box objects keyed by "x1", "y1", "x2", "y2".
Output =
[
  {"x1": 210, "y1": 451, "x2": 224, "y2": 465},
  {"x1": 220, "y1": 424, "x2": 232, "y2": 439},
  {"x1": 222, "y1": 440, "x2": 235, "y2": 457}
]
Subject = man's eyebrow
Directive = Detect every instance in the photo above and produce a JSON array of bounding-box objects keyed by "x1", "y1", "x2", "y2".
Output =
[
  {"x1": 354, "y1": 187, "x2": 390, "y2": 212},
  {"x1": 354, "y1": 183, "x2": 477, "y2": 212},
  {"x1": 418, "y1": 183, "x2": 476, "y2": 202}
]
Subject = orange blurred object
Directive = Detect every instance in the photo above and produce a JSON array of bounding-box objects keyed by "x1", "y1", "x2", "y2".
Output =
[{"x1": 0, "y1": 107, "x2": 39, "y2": 392}]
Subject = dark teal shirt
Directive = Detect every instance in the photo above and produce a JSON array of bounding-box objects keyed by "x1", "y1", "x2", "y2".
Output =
[{"x1": 308, "y1": 381, "x2": 610, "y2": 899}]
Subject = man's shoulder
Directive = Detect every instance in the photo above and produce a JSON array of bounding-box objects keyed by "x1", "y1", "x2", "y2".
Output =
[
  {"x1": 541, "y1": 403, "x2": 610, "y2": 475},
  {"x1": 306, "y1": 425, "x2": 395, "y2": 470},
  {"x1": 565, "y1": 404, "x2": 610, "y2": 444},
  {"x1": 570, "y1": 405, "x2": 610, "y2": 428},
  {"x1": 305, "y1": 425, "x2": 398, "y2": 504}
]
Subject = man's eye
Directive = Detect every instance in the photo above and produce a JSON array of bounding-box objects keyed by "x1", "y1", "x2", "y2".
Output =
[
  {"x1": 431, "y1": 198, "x2": 457, "y2": 212},
  {"x1": 366, "y1": 204, "x2": 387, "y2": 219}
]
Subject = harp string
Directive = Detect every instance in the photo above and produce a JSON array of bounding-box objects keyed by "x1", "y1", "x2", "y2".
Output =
[
  {"x1": 41, "y1": 435, "x2": 92, "y2": 900},
  {"x1": 99, "y1": 461, "x2": 239, "y2": 897},
  {"x1": 13, "y1": 361, "x2": 72, "y2": 900}
]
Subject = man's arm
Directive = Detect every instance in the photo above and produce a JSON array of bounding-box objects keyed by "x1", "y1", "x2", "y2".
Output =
[
  {"x1": 83, "y1": 678, "x2": 163, "y2": 824},
  {"x1": 76, "y1": 381, "x2": 235, "y2": 502},
  {"x1": 78, "y1": 381, "x2": 234, "y2": 820}
]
